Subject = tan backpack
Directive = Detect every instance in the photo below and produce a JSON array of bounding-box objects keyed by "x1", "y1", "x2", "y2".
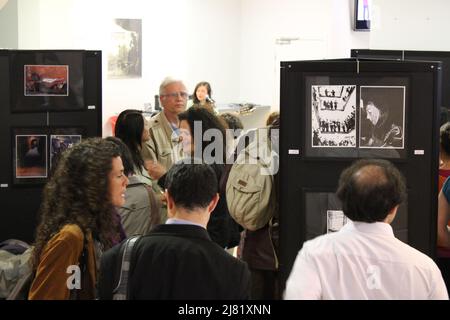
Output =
[{"x1": 226, "y1": 128, "x2": 278, "y2": 231}]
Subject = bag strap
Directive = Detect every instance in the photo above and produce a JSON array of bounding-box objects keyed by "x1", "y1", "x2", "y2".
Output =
[{"x1": 112, "y1": 235, "x2": 141, "y2": 300}]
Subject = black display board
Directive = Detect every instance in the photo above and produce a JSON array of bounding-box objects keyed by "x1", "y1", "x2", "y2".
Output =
[
  {"x1": 351, "y1": 49, "x2": 450, "y2": 111},
  {"x1": 279, "y1": 58, "x2": 441, "y2": 290},
  {"x1": 0, "y1": 50, "x2": 102, "y2": 243}
]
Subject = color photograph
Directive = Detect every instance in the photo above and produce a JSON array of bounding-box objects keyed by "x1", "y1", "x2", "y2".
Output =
[
  {"x1": 24, "y1": 65, "x2": 69, "y2": 96},
  {"x1": 15, "y1": 134, "x2": 47, "y2": 178}
]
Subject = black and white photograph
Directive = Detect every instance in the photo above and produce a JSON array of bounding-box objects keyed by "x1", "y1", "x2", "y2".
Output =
[
  {"x1": 15, "y1": 134, "x2": 47, "y2": 179},
  {"x1": 326, "y1": 210, "x2": 348, "y2": 233},
  {"x1": 311, "y1": 85, "x2": 356, "y2": 147},
  {"x1": 359, "y1": 86, "x2": 405, "y2": 149},
  {"x1": 24, "y1": 65, "x2": 68, "y2": 96},
  {"x1": 108, "y1": 19, "x2": 142, "y2": 79},
  {"x1": 50, "y1": 134, "x2": 82, "y2": 171}
]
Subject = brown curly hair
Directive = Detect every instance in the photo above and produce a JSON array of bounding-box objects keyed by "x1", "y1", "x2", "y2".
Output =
[{"x1": 32, "y1": 138, "x2": 121, "y2": 269}]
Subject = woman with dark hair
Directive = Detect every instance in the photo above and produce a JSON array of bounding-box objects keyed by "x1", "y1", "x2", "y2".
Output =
[
  {"x1": 29, "y1": 138, "x2": 128, "y2": 299},
  {"x1": 105, "y1": 136, "x2": 161, "y2": 236},
  {"x1": 191, "y1": 81, "x2": 216, "y2": 114},
  {"x1": 173, "y1": 106, "x2": 241, "y2": 249},
  {"x1": 114, "y1": 109, "x2": 152, "y2": 185}
]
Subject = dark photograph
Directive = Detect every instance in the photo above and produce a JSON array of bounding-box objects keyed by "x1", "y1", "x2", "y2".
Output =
[
  {"x1": 24, "y1": 65, "x2": 68, "y2": 96},
  {"x1": 50, "y1": 135, "x2": 82, "y2": 171},
  {"x1": 311, "y1": 85, "x2": 356, "y2": 148},
  {"x1": 108, "y1": 19, "x2": 142, "y2": 79},
  {"x1": 15, "y1": 134, "x2": 47, "y2": 179},
  {"x1": 359, "y1": 86, "x2": 405, "y2": 149}
]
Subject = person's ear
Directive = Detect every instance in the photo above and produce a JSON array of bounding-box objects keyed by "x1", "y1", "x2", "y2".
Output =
[
  {"x1": 207, "y1": 193, "x2": 220, "y2": 214},
  {"x1": 165, "y1": 189, "x2": 174, "y2": 211}
]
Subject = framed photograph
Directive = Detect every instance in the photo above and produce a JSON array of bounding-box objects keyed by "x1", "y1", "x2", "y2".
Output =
[
  {"x1": 11, "y1": 51, "x2": 85, "y2": 112},
  {"x1": 303, "y1": 189, "x2": 408, "y2": 243},
  {"x1": 359, "y1": 86, "x2": 405, "y2": 149},
  {"x1": 50, "y1": 134, "x2": 82, "y2": 172},
  {"x1": 24, "y1": 65, "x2": 68, "y2": 96},
  {"x1": 304, "y1": 75, "x2": 409, "y2": 159},
  {"x1": 312, "y1": 85, "x2": 356, "y2": 148},
  {"x1": 13, "y1": 128, "x2": 48, "y2": 185},
  {"x1": 108, "y1": 19, "x2": 142, "y2": 79}
]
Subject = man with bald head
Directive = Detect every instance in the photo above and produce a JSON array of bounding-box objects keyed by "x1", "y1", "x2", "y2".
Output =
[
  {"x1": 142, "y1": 77, "x2": 188, "y2": 180},
  {"x1": 285, "y1": 159, "x2": 448, "y2": 300}
]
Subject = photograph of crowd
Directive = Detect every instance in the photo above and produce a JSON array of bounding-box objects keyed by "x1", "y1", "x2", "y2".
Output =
[
  {"x1": 15, "y1": 134, "x2": 47, "y2": 178},
  {"x1": 359, "y1": 86, "x2": 405, "y2": 149},
  {"x1": 24, "y1": 65, "x2": 68, "y2": 96},
  {"x1": 312, "y1": 85, "x2": 356, "y2": 147},
  {"x1": 50, "y1": 135, "x2": 82, "y2": 171}
]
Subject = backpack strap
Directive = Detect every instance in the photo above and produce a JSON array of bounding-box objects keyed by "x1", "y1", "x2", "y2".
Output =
[{"x1": 112, "y1": 235, "x2": 141, "y2": 300}]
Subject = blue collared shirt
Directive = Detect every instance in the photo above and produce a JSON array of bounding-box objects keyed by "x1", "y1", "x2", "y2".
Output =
[{"x1": 165, "y1": 218, "x2": 205, "y2": 229}]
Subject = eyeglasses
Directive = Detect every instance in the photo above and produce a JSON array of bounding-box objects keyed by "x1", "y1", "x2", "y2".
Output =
[{"x1": 161, "y1": 92, "x2": 189, "y2": 99}]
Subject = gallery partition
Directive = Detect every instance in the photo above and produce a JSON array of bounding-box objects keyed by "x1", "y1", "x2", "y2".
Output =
[
  {"x1": 0, "y1": 50, "x2": 102, "y2": 243},
  {"x1": 279, "y1": 58, "x2": 442, "y2": 288},
  {"x1": 351, "y1": 49, "x2": 450, "y2": 111}
]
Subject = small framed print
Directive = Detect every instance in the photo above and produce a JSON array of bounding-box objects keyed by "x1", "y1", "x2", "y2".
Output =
[
  {"x1": 13, "y1": 128, "x2": 48, "y2": 185},
  {"x1": 50, "y1": 133, "x2": 82, "y2": 172},
  {"x1": 11, "y1": 51, "x2": 85, "y2": 113},
  {"x1": 326, "y1": 210, "x2": 348, "y2": 233}
]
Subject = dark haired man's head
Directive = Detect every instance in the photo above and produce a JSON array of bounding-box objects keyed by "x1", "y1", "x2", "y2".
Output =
[
  {"x1": 336, "y1": 159, "x2": 406, "y2": 223},
  {"x1": 440, "y1": 122, "x2": 450, "y2": 156},
  {"x1": 105, "y1": 136, "x2": 135, "y2": 176},
  {"x1": 165, "y1": 160, "x2": 218, "y2": 211}
]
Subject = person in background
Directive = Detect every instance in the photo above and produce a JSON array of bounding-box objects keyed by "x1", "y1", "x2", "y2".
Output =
[
  {"x1": 29, "y1": 138, "x2": 128, "y2": 299},
  {"x1": 142, "y1": 77, "x2": 187, "y2": 182},
  {"x1": 191, "y1": 81, "x2": 216, "y2": 114},
  {"x1": 219, "y1": 112, "x2": 244, "y2": 161},
  {"x1": 266, "y1": 111, "x2": 279, "y2": 126},
  {"x1": 173, "y1": 107, "x2": 241, "y2": 249},
  {"x1": 98, "y1": 161, "x2": 250, "y2": 300},
  {"x1": 285, "y1": 159, "x2": 448, "y2": 300},
  {"x1": 115, "y1": 109, "x2": 152, "y2": 186},
  {"x1": 105, "y1": 137, "x2": 161, "y2": 237}
]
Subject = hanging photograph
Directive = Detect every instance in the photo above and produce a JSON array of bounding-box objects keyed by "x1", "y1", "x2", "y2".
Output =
[
  {"x1": 11, "y1": 51, "x2": 85, "y2": 113},
  {"x1": 50, "y1": 134, "x2": 82, "y2": 171},
  {"x1": 326, "y1": 210, "x2": 348, "y2": 233},
  {"x1": 311, "y1": 85, "x2": 356, "y2": 148},
  {"x1": 14, "y1": 133, "x2": 47, "y2": 181},
  {"x1": 359, "y1": 86, "x2": 405, "y2": 149},
  {"x1": 24, "y1": 65, "x2": 68, "y2": 96},
  {"x1": 108, "y1": 19, "x2": 142, "y2": 79}
]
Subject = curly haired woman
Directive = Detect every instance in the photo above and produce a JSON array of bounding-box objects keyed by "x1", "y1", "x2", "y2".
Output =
[{"x1": 28, "y1": 138, "x2": 128, "y2": 300}]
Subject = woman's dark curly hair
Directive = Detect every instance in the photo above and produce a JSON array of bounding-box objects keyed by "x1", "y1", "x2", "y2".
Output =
[
  {"x1": 178, "y1": 106, "x2": 227, "y2": 163},
  {"x1": 32, "y1": 138, "x2": 121, "y2": 269}
]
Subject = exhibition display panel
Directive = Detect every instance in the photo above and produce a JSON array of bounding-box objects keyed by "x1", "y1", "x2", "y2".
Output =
[{"x1": 279, "y1": 58, "x2": 441, "y2": 288}]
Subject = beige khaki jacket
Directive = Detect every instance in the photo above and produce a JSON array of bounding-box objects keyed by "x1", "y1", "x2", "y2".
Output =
[{"x1": 141, "y1": 111, "x2": 183, "y2": 171}]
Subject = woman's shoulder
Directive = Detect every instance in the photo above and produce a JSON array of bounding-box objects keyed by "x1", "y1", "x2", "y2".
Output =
[{"x1": 54, "y1": 224, "x2": 85, "y2": 244}]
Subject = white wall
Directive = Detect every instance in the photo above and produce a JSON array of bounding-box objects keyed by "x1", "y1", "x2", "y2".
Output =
[
  {"x1": 10, "y1": 0, "x2": 450, "y2": 133},
  {"x1": 369, "y1": 0, "x2": 450, "y2": 51},
  {"x1": 15, "y1": 0, "x2": 241, "y2": 135}
]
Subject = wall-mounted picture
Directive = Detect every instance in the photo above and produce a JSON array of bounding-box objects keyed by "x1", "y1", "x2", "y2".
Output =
[
  {"x1": 11, "y1": 51, "x2": 85, "y2": 112},
  {"x1": 327, "y1": 210, "x2": 348, "y2": 233},
  {"x1": 24, "y1": 65, "x2": 68, "y2": 96},
  {"x1": 359, "y1": 86, "x2": 405, "y2": 149},
  {"x1": 108, "y1": 19, "x2": 142, "y2": 79},
  {"x1": 312, "y1": 85, "x2": 356, "y2": 148},
  {"x1": 50, "y1": 134, "x2": 82, "y2": 171},
  {"x1": 14, "y1": 134, "x2": 47, "y2": 181}
]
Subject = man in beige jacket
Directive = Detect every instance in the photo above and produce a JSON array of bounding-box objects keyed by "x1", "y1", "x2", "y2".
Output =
[{"x1": 142, "y1": 77, "x2": 188, "y2": 180}]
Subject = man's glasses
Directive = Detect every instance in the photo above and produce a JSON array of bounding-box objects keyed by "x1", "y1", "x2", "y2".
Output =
[{"x1": 161, "y1": 92, "x2": 189, "y2": 99}]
